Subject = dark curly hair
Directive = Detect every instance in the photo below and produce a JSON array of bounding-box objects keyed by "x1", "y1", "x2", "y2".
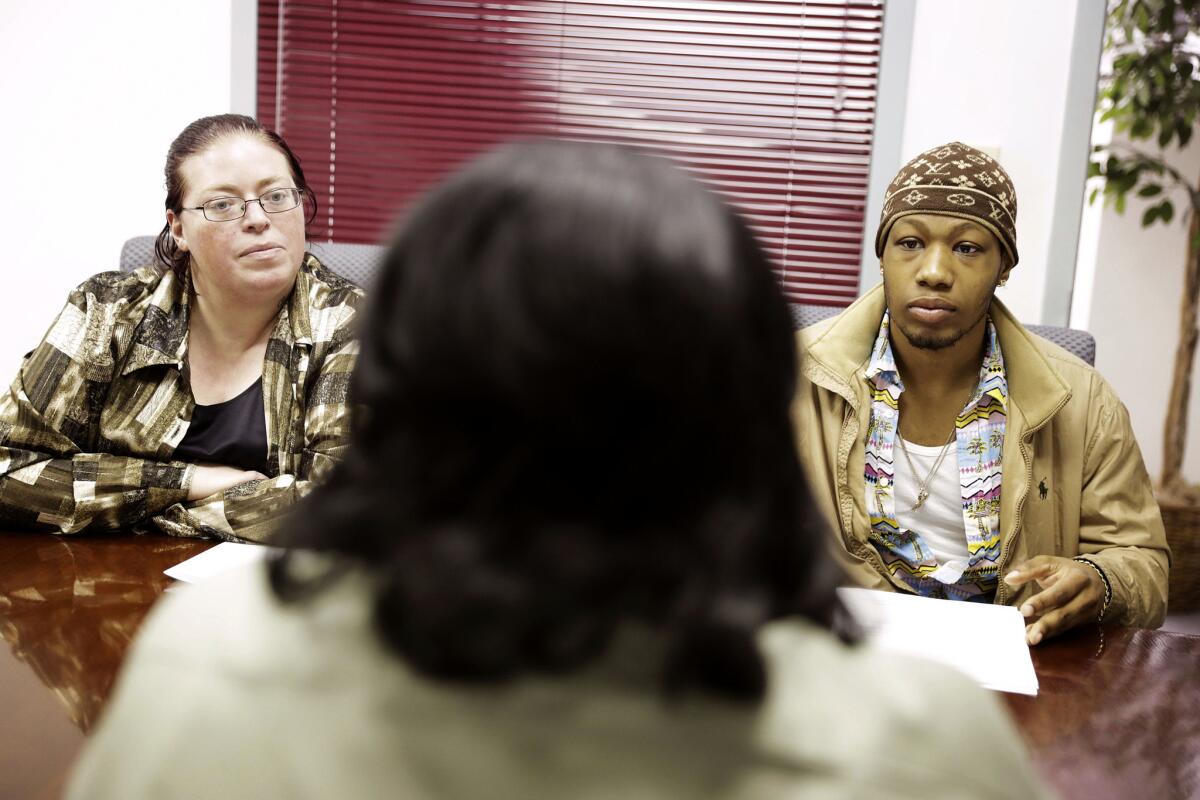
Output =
[
  {"x1": 154, "y1": 113, "x2": 318, "y2": 280},
  {"x1": 269, "y1": 141, "x2": 848, "y2": 702}
]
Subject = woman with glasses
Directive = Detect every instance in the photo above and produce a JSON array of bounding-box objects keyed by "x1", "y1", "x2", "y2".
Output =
[
  {"x1": 0, "y1": 114, "x2": 362, "y2": 541},
  {"x1": 69, "y1": 142, "x2": 1047, "y2": 798}
]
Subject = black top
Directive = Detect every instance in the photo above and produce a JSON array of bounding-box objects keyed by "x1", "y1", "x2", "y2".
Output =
[{"x1": 175, "y1": 378, "x2": 269, "y2": 474}]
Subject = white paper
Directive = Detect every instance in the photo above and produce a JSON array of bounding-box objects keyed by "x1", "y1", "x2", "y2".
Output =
[
  {"x1": 837, "y1": 587, "x2": 1039, "y2": 696},
  {"x1": 929, "y1": 558, "x2": 969, "y2": 584},
  {"x1": 164, "y1": 542, "x2": 275, "y2": 583}
]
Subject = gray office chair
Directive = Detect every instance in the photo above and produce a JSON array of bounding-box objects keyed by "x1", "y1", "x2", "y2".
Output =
[
  {"x1": 118, "y1": 235, "x2": 159, "y2": 274},
  {"x1": 790, "y1": 304, "x2": 1096, "y2": 366},
  {"x1": 119, "y1": 235, "x2": 385, "y2": 289}
]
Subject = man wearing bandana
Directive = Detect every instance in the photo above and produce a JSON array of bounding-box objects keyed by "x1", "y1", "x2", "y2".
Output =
[{"x1": 794, "y1": 142, "x2": 1170, "y2": 643}]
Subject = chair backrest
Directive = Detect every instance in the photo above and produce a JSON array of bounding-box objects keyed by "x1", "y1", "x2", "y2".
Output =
[
  {"x1": 119, "y1": 235, "x2": 386, "y2": 289},
  {"x1": 789, "y1": 303, "x2": 1096, "y2": 366},
  {"x1": 119, "y1": 239, "x2": 1095, "y2": 365},
  {"x1": 304, "y1": 241, "x2": 386, "y2": 288},
  {"x1": 119, "y1": 235, "x2": 158, "y2": 273}
]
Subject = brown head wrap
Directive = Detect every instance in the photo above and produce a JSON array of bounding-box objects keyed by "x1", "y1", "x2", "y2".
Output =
[{"x1": 874, "y1": 141, "x2": 1019, "y2": 266}]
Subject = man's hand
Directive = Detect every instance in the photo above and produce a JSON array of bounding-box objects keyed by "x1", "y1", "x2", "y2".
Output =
[
  {"x1": 1003, "y1": 555, "x2": 1104, "y2": 645},
  {"x1": 187, "y1": 465, "x2": 268, "y2": 501}
]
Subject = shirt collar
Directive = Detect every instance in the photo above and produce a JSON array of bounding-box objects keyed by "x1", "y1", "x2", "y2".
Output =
[
  {"x1": 865, "y1": 310, "x2": 902, "y2": 390},
  {"x1": 284, "y1": 253, "x2": 320, "y2": 347},
  {"x1": 864, "y1": 310, "x2": 1008, "y2": 410},
  {"x1": 121, "y1": 254, "x2": 320, "y2": 378},
  {"x1": 122, "y1": 268, "x2": 190, "y2": 375}
]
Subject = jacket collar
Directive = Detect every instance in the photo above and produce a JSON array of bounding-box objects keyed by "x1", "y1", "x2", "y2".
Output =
[
  {"x1": 801, "y1": 283, "x2": 1071, "y2": 429},
  {"x1": 121, "y1": 254, "x2": 320, "y2": 377},
  {"x1": 799, "y1": 285, "x2": 888, "y2": 408},
  {"x1": 987, "y1": 292, "x2": 1072, "y2": 431}
]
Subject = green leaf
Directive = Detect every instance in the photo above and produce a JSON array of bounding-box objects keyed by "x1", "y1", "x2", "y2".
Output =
[
  {"x1": 1157, "y1": 0, "x2": 1175, "y2": 32},
  {"x1": 1116, "y1": 193, "x2": 1127, "y2": 214},
  {"x1": 1089, "y1": 186, "x2": 1101, "y2": 205},
  {"x1": 1143, "y1": 205, "x2": 1160, "y2": 226},
  {"x1": 1160, "y1": 199, "x2": 1175, "y2": 224},
  {"x1": 1135, "y1": 0, "x2": 1150, "y2": 30},
  {"x1": 1139, "y1": 183, "x2": 1164, "y2": 197},
  {"x1": 1136, "y1": 84, "x2": 1152, "y2": 109}
]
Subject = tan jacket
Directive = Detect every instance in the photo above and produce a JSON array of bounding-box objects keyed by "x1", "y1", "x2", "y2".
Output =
[{"x1": 793, "y1": 285, "x2": 1170, "y2": 627}]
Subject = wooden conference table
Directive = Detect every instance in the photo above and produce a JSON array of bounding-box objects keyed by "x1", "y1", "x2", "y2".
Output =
[{"x1": 1, "y1": 530, "x2": 1197, "y2": 800}]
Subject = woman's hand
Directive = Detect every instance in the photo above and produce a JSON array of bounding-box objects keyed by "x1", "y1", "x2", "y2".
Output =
[
  {"x1": 1003, "y1": 556, "x2": 1105, "y2": 645},
  {"x1": 187, "y1": 465, "x2": 268, "y2": 501}
]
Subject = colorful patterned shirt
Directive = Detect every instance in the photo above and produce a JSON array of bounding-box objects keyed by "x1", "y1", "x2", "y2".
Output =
[
  {"x1": 864, "y1": 311, "x2": 1007, "y2": 600},
  {"x1": 0, "y1": 254, "x2": 363, "y2": 542}
]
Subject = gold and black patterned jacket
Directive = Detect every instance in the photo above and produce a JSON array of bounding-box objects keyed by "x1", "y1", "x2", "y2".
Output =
[{"x1": 0, "y1": 254, "x2": 363, "y2": 542}]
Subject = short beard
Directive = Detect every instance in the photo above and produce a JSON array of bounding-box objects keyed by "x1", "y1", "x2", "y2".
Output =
[
  {"x1": 894, "y1": 322, "x2": 965, "y2": 351},
  {"x1": 882, "y1": 278, "x2": 992, "y2": 352}
]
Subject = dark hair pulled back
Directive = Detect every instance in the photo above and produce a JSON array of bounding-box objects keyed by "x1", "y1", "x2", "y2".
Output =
[{"x1": 154, "y1": 113, "x2": 317, "y2": 280}]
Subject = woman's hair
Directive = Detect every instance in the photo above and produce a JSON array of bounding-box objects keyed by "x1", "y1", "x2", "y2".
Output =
[
  {"x1": 270, "y1": 141, "x2": 846, "y2": 701},
  {"x1": 154, "y1": 113, "x2": 318, "y2": 279}
]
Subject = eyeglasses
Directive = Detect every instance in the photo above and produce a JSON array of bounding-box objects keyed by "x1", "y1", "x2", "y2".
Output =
[{"x1": 184, "y1": 188, "x2": 306, "y2": 222}]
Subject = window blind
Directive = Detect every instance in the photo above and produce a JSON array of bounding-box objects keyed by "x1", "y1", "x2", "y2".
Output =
[{"x1": 258, "y1": 1, "x2": 884, "y2": 305}]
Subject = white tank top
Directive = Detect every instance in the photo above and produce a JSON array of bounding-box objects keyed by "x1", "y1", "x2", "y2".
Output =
[{"x1": 893, "y1": 437, "x2": 970, "y2": 582}]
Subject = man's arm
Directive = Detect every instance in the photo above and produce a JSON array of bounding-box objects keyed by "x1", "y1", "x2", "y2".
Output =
[
  {"x1": 1006, "y1": 382, "x2": 1170, "y2": 641},
  {"x1": 1073, "y1": 392, "x2": 1170, "y2": 626}
]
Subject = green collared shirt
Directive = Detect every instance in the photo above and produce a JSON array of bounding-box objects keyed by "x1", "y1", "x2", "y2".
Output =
[{"x1": 0, "y1": 254, "x2": 363, "y2": 541}]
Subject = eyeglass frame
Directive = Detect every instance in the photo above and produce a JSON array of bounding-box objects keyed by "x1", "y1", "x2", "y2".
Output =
[{"x1": 181, "y1": 187, "x2": 308, "y2": 222}]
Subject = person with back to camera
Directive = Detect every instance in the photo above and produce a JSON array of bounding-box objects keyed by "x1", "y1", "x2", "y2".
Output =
[
  {"x1": 68, "y1": 142, "x2": 1049, "y2": 799},
  {"x1": 792, "y1": 142, "x2": 1169, "y2": 645},
  {"x1": 0, "y1": 114, "x2": 363, "y2": 541}
]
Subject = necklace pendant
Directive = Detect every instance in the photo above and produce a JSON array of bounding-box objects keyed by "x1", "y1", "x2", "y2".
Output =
[{"x1": 913, "y1": 489, "x2": 929, "y2": 510}]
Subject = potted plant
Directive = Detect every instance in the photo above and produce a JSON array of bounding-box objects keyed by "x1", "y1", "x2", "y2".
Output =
[{"x1": 1089, "y1": 0, "x2": 1200, "y2": 610}]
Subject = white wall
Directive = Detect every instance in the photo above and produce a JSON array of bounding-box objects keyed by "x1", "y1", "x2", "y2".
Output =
[
  {"x1": 1074, "y1": 132, "x2": 1200, "y2": 484},
  {"x1": 888, "y1": 0, "x2": 1088, "y2": 325},
  {"x1": 0, "y1": 0, "x2": 237, "y2": 377}
]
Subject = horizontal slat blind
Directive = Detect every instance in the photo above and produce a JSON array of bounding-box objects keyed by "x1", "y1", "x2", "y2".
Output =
[{"x1": 259, "y1": 0, "x2": 884, "y2": 305}]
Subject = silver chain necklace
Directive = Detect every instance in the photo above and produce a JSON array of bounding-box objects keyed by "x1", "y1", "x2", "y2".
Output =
[{"x1": 896, "y1": 431, "x2": 956, "y2": 511}]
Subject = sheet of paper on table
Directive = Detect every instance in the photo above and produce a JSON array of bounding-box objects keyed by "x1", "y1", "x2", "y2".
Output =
[
  {"x1": 837, "y1": 587, "x2": 1039, "y2": 696},
  {"x1": 164, "y1": 542, "x2": 276, "y2": 584}
]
